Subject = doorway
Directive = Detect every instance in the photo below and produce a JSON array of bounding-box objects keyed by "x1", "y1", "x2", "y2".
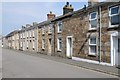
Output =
[
  {"x1": 66, "y1": 36, "x2": 73, "y2": 58},
  {"x1": 48, "y1": 38, "x2": 52, "y2": 55},
  {"x1": 111, "y1": 32, "x2": 120, "y2": 67}
]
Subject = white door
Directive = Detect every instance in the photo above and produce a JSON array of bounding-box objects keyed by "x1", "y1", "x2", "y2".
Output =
[
  {"x1": 112, "y1": 36, "x2": 119, "y2": 67},
  {"x1": 66, "y1": 36, "x2": 72, "y2": 58},
  {"x1": 118, "y1": 37, "x2": 120, "y2": 67}
]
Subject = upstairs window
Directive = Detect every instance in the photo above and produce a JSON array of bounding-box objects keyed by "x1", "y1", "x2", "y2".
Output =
[
  {"x1": 49, "y1": 24, "x2": 52, "y2": 33},
  {"x1": 42, "y1": 26, "x2": 45, "y2": 34},
  {"x1": 89, "y1": 12, "x2": 97, "y2": 30},
  {"x1": 109, "y1": 6, "x2": 120, "y2": 27},
  {"x1": 89, "y1": 36, "x2": 97, "y2": 55},
  {"x1": 29, "y1": 30, "x2": 31, "y2": 37},
  {"x1": 58, "y1": 21, "x2": 62, "y2": 33},
  {"x1": 33, "y1": 30, "x2": 35, "y2": 37}
]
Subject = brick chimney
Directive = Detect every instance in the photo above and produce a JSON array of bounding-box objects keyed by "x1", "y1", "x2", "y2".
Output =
[
  {"x1": 63, "y1": 2, "x2": 74, "y2": 15},
  {"x1": 47, "y1": 11, "x2": 55, "y2": 20},
  {"x1": 88, "y1": 0, "x2": 99, "y2": 6}
]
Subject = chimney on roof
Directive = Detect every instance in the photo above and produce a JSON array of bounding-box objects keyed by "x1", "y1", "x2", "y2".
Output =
[
  {"x1": 63, "y1": 2, "x2": 74, "y2": 15},
  {"x1": 47, "y1": 11, "x2": 55, "y2": 20},
  {"x1": 88, "y1": 0, "x2": 99, "y2": 6},
  {"x1": 33, "y1": 22, "x2": 38, "y2": 26}
]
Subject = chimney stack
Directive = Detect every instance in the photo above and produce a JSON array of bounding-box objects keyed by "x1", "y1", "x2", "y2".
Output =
[
  {"x1": 63, "y1": 2, "x2": 74, "y2": 15},
  {"x1": 47, "y1": 11, "x2": 55, "y2": 20},
  {"x1": 88, "y1": 0, "x2": 99, "y2": 6}
]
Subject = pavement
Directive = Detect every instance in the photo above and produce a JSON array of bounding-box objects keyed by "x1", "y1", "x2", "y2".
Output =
[{"x1": 2, "y1": 48, "x2": 120, "y2": 78}]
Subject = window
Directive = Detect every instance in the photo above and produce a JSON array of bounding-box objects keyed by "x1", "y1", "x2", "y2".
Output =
[
  {"x1": 23, "y1": 33, "x2": 25, "y2": 38},
  {"x1": 20, "y1": 42, "x2": 22, "y2": 47},
  {"x1": 89, "y1": 12, "x2": 97, "y2": 29},
  {"x1": 33, "y1": 30, "x2": 35, "y2": 37},
  {"x1": 29, "y1": 30, "x2": 31, "y2": 37},
  {"x1": 109, "y1": 6, "x2": 120, "y2": 27},
  {"x1": 49, "y1": 24, "x2": 52, "y2": 33},
  {"x1": 20, "y1": 33, "x2": 22, "y2": 38},
  {"x1": 33, "y1": 40, "x2": 35, "y2": 49},
  {"x1": 27, "y1": 31, "x2": 28, "y2": 38},
  {"x1": 57, "y1": 38, "x2": 62, "y2": 51},
  {"x1": 27, "y1": 40, "x2": 28, "y2": 48},
  {"x1": 89, "y1": 37, "x2": 97, "y2": 55},
  {"x1": 58, "y1": 22, "x2": 62, "y2": 33},
  {"x1": 42, "y1": 27, "x2": 45, "y2": 34},
  {"x1": 42, "y1": 39, "x2": 45, "y2": 49}
]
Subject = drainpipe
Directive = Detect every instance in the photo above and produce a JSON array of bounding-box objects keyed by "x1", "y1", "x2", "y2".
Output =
[{"x1": 98, "y1": 6, "x2": 101, "y2": 63}]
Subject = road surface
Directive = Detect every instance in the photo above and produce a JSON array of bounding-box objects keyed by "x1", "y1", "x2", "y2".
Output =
[{"x1": 2, "y1": 48, "x2": 118, "y2": 78}]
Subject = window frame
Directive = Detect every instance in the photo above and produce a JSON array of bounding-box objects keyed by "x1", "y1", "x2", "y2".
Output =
[
  {"x1": 42, "y1": 26, "x2": 45, "y2": 34},
  {"x1": 48, "y1": 24, "x2": 53, "y2": 33},
  {"x1": 58, "y1": 21, "x2": 62, "y2": 33},
  {"x1": 109, "y1": 5, "x2": 120, "y2": 27},
  {"x1": 57, "y1": 38, "x2": 62, "y2": 51},
  {"x1": 89, "y1": 12, "x2": 98, "y2": 30},
  {"x1": 89, "y1": 36, "x2": 97, "y2": 55},
  {"x1": 42, "y1": 39, "x2": 45, "y2": 49}
]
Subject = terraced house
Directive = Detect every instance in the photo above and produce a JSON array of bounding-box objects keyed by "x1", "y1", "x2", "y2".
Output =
[
  {"x1": 38, "y1": 1, "x2": 120, "y2": 67},
  {"x1": 4, "y1": 0, "x2": 120, "y2": 67}
]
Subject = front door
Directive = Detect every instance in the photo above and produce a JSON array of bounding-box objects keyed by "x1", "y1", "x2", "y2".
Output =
[
  {"x1": 48, "y1": 39, "x2": 52, "y2": 55},
  {"x1": 66, "y1": 36, "x2": 72, "y2": 58},
  {"x1": 111, "y1": 32, "x2": 120, "y2": 67}
]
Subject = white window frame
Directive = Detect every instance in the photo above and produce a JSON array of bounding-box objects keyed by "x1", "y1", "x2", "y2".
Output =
[
  {"x1": 20, "y1": 33, "x2": 22, "y2": 39},
  {"x1": 89, "y1": 12, "x2": 98, "y2": 30},
  {"x1": 27, "y1": 31, "x2": 28, "y2": 38},
  {"x1": 33, "y1": 40, "x2": 35, "y2": 49},
  {"x1": 42, "y1": 26, "x2": 45, "y2": 34},
  {"x1": 49, "y1": 24, "x2": 52, "y2": 33},
  {"x1": 42, "y1": 39, "x2": 45, "y2": 49},
  {"x1": 58, "y1": 21, "x2": 62, "y2": 33},
  {"x1": 23, "y1": 32, "x2": 25, "y2": 38},
  {"x1": 27, "y1": 40, "x2": 28, "y2": 48},
  {"x1": 89, "y1": 36, "x2": 97, "y2": 55},
  {"x1": 29, "y1": 30, "x2": 31, "y2": 37},
  {"x1": 109, "y1": 5, "x2": 120, "y2": 27},
  {"x1": 57, "y1": 38, "x2": 62, "y2": 51},
  {"x1": 20, "y1": 42, "x2": 22, "y2": 47},
  {"x1": 33, "y1": 30, "x2": 35, "y2": 37}
]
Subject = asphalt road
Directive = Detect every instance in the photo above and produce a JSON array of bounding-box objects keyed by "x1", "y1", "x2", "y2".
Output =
[{"x1": 2, "y1": 48, "x2": 118, "y2": 78}]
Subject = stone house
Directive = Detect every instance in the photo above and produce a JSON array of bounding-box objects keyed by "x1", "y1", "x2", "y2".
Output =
[
  {"x1": 38, "y1": 12, "x2": 55, "y2": 56},
  {"x1": 49, "y1": 2, "x2": 120, "y2": 67},
  {"x1": 37, "y1": 1, "x2": 120, "y2": 67},
  {"x1": 19, "y1": 23, "x2": 38, "y2": 52},
  {"x1": 5, "y1": 30, "x2": 20, "y2": 50}
]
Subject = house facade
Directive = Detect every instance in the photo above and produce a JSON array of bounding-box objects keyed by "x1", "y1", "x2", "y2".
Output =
[{"x1": 4, "y1": 1, "x2": 120, "y2": 67}]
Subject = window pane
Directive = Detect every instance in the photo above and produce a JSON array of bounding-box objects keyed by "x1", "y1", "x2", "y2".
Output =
[
  {"x1": 111, "y1": 6, "x2": 119, "y2": 15},
  {"x1": 91, "y1": 12, "x2": 97, "y2": 19},
  {"x1": 90, "y1": 46, "x2": 96, "y2": 54},
  {"x1": 90, "y1": 19, "x2": 97, "y2": 28},
  {"x1": 90, "y1": 37, "x2": 96, "y2": 44},
  {"x1": 58, "y1": 22, "x2": 62, "y2": 32},
  {"x1": 111, "y1": 15, "x2": 119, "y2": 25}
]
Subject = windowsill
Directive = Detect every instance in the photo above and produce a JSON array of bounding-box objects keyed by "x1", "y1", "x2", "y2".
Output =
[
  {"x1": 57, "y1": 49, "x2": 62, "y2": 52},
  {"x1": 42, "y1": 48, "x2": 45, "y2": 50},
  {"x1": 108, "y1": 25, "x2": 119, "y2": 28},
  {"x1": 48, "y1": 32, "x2": 52, "y2": 35},
  {"x1": 58, "y1": 31, "x2": 62, "y2": 34},
  {"x1": 88, "y1": 54, "x2": 96, "y2": 57},
  {"x1": 88, "y1": 29, "x2": 97, "y2": 32}
]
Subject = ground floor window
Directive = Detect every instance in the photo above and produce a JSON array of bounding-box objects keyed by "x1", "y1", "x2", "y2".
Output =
[
  {"x1": 89, "y1": 36, "x2": 97, "y2": 55},
  {"x1": 42, "y1": 39, "x2": 45, "y2": 49},
  {"x1": 57, "y1": 38, "x2": 62, "y2": 51}
]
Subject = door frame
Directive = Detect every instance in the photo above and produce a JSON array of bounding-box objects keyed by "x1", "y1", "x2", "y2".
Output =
[
  {"x1": 66, "y1": 36, "x2": 73, "y2": 58},
  {"x1": 110, "y1": 31, "x2": 119, "y2": 66}
]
